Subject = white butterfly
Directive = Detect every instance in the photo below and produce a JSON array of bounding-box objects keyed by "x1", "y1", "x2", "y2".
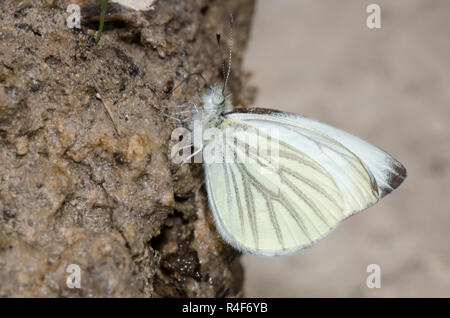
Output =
[{"x1": 167, "y1": 16, "x2": 406, "y2": 256}]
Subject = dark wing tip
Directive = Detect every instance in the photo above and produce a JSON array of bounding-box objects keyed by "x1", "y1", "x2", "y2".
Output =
[{"x1": 380, "y1": 160, "x2": 407, "y2": 198}]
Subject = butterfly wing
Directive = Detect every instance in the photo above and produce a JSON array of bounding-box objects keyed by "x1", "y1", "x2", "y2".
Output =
[
  {"x1": 203, "y1": 108, "x2": 406, "y2": 256},
  {"x1": 226, "y1": 108, "x2": 407, "y2": 198}
]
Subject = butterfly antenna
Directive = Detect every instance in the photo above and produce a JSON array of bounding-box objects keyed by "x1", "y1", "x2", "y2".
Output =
[
  {"x1": 163, "y1": 72, "x2": 208, "y2": 100},
  {"x1": 222, "y1": 14, "x2": 234, "y2": 94},
  {"x1": 216, "y1": 33, "x2": 227, "y2": 83}
]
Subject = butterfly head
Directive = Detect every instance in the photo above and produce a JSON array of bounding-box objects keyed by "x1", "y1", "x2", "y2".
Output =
[
  {"x1": 202, "y1": 83, "x2": 232, "y2": 112},
  {"x1": 212, "y1": 89, "x2": 225, "y2": 105}
]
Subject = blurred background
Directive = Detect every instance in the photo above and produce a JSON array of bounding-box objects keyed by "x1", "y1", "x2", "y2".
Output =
[{"x1": 242, "y1": 0, "x2": 450, "y2": 297}]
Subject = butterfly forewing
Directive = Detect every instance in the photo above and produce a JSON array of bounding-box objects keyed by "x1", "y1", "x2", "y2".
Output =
[{"x1": 227, "y1": 108, "x2": 406, "y2": 198}]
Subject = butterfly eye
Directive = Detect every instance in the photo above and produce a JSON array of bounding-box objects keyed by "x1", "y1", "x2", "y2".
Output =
[{"x1": 212, "y1": 94, "x2": 225, "y2": 105}]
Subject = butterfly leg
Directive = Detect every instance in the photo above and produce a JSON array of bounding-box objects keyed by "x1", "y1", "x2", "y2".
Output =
[
  {"x1": 161, "y1": 101, "x2": 198, "y2": 111},
  {"x1": 160, "y1": 101, "x2": 199, "y2": 123},
  {"x1": 161, "y1": 112, "x2": 182, "y2": 123}
]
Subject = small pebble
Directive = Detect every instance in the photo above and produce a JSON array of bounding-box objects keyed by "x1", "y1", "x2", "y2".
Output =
[
  {"x1": 4, "y1": 209, "x2": 16, "y2": 218},
  {"x1": 15, "y1": 136, "x2": 29, "y2": 155}
]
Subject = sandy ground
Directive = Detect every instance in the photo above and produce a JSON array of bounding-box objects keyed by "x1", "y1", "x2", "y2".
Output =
[{"x1": 242, "y1": 0, "x2": 450, "y2": 297}]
